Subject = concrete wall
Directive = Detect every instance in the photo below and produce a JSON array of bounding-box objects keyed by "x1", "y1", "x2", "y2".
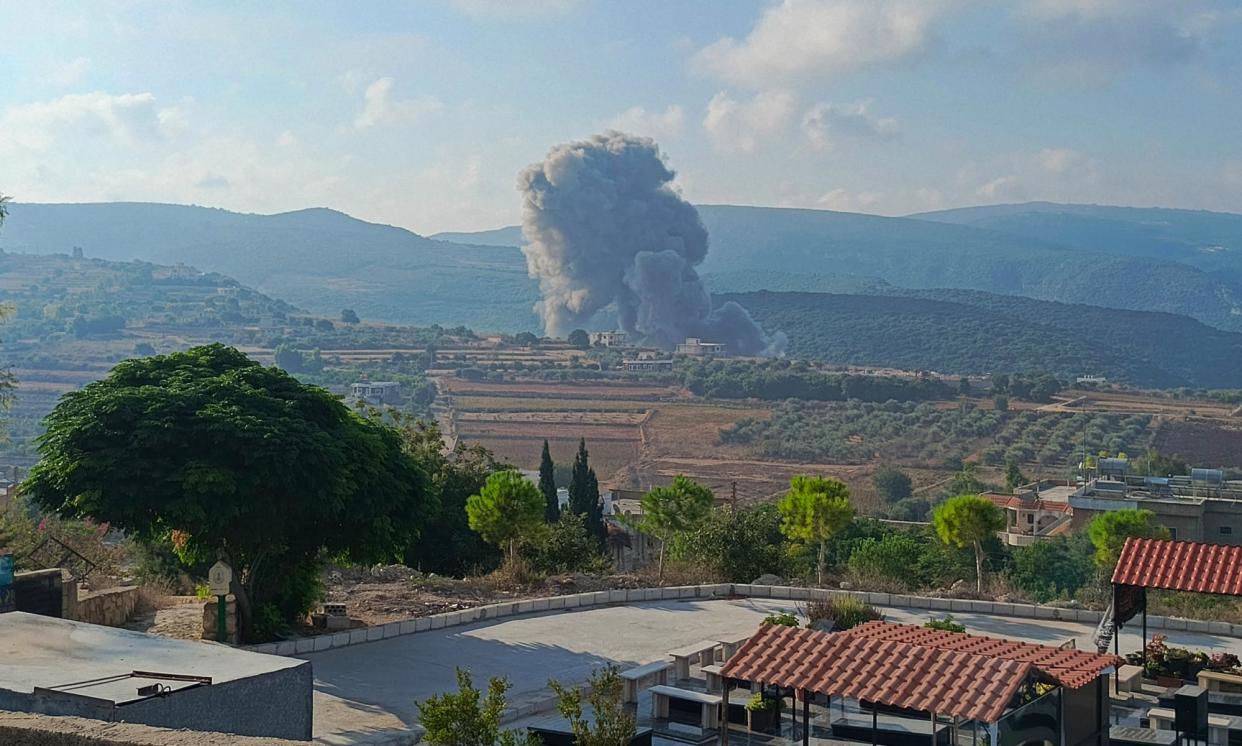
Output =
[
  {"x1": 73, "y1": 587, "x2": 138, "y2": 628},
  {"x1": 0, "y1": 709, "x2": 306, "y2": 745},
  {"x1": 248, "y1": 583, "x2": 1242, "y2": 658},
  {"x1": 0, "y1": 663, "x2": 313, "y2": 742}
]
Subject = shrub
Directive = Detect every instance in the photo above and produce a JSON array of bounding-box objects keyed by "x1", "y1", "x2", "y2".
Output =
[
  {"x1": 847, "y1": 533, "x2": 924, "y2": 590},
  {"x1": 925, "y1": 615, "x2": 966, "y2": 633},
  {"x1": 805, "y1": 596, "x2": 883, "y2": 631},
  {"x1": 522, "y1": 512, "x2": 610, "y2": 576},
  {"x1": 746, "y1": 692, "x2": 778, "y2": 712},
  {"x1": 762, "y1": 611, "x2": 800, "y2": 627}
]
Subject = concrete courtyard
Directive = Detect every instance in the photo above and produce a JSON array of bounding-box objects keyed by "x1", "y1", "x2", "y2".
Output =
[{"x1": 303, "y1": 597, "x2": 1242, "y2": 745}]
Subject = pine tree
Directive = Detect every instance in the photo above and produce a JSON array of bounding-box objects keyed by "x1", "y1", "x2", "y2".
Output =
[{"x1": 539, "y1": 440, "x2": 559, "y2": 522}]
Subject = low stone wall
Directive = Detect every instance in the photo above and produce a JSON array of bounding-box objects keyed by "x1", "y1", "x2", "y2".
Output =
[
  {"x1": 246, "y1": 583, "x2": 1242, "y2": 657},
  {"x1": 0, "y1": 710, "x2": 306, "y2": 745},
  {"x1": 73, "y1": 586, "x2": 139, "y2": 628}
]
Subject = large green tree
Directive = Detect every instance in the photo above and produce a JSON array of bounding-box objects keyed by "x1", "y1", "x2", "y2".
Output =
[
  {"x1": 777, "y1": 475, "x2": 855, "y2": 585},
  {"x1": 932, "y1": 494, "x2": 1005, "y2": 593},
  {"x1": 22, "y1": 344, "x2": 433, "y2": 640},
  {"x1": 1087, "y1": 508, "x2": 1169, "y2": 568},
  {"x1": 465, "y1": 470, "x2": 544, "y2": 564},
  {"x1": 872, "y1": 467, "x2": 913, "y2": 503},
  {"x1": 669, "y1": 503, "x2": 788, "y2": 583},
  {"x1": 538, "y1": 440, "x2": 559, "y2": 522},
  {"x1": 635, "y1": 475, "x2": 714, "y2": 580},
  {"x1": 567, "y1": 438, "x2": 604, "y2": 543}
]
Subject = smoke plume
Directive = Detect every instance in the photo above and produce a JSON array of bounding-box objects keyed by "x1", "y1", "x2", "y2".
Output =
[{"x1": 518, "y1": 131, "x2": 783, "y2": 355}]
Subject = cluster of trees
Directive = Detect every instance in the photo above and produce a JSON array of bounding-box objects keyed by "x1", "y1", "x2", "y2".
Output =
[
  {"x1": 681, "y1": 359, "x2": 954, "y2": 402},
  {"x1": 982, "y1": 412, "x2": 1151, "y2": 468},
  {"x1": 990, "y1": 372, "x2": 1064, "y2": 403}
]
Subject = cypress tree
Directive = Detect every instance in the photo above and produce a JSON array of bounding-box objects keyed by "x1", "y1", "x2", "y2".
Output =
[
  {"x1": 539, "y1": 440, "x2": 559, "y2": 522},
  {"x1": 568, "y1": 438, "x2": 592, "y2": 516},
  {"x1": 585, "y1": 467, "x2": 606, "y2": 543}
]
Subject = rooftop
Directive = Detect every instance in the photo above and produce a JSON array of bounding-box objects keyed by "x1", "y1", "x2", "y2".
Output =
[
  {"x1": 0, "y1": 612, "x2": 303, "y2": 705},
  {"x1": 1112, "y1": 537, "x2": 1242, "y2": 596}
]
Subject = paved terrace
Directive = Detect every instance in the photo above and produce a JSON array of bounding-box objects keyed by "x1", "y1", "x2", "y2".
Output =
[{"x1": 303, "y1": 597, "x2": 1242, "y2": 745}]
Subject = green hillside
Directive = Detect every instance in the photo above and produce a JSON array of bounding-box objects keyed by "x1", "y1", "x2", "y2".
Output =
[{"x1": 721, "y1": 290, "x2": 1242, "y2": 389}]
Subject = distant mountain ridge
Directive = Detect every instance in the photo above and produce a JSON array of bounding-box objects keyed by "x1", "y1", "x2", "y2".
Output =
[{"x1": 7, "y1": 200, "x2": 1242, "y2": 336}]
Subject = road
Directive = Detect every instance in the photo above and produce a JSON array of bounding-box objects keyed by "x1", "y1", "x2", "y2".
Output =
[{"x1": 304, "y1": 597, "x2": 1242, "y2": 745}]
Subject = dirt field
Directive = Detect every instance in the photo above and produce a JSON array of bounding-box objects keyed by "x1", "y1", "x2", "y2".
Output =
[{"x1": 1152, "y1": 420, "x2": 1242, "y2": 467}]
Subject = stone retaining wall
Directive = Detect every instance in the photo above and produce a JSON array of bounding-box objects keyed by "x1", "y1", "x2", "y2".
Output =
[
  {"x1": 0, "y1": 710, "x2": 306, "y2": 746},
  {"x1": 74, "y1": 586, "x2": 139, "y2": 628},
  {"x1": 247, "y1": 584, "x2": 1242, "y2": 657}
]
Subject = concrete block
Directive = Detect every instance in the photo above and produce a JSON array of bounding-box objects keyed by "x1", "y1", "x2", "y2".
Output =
[
  {"x1": 516, "y1": 601, "x2": 535, "y2": 614},
  {"x1": 1208, "y1": 621, "x2": 1231, "y2": 636},
  {"x1": 677, "y1": 586, "x2": 696, "y2": 600},
  {"x1": 733, "y1": 584, "x2": 753, "y2": 597},
  {"x1": 445, "y1": 612, "x2": 464, "y2": 627},
  {"x1": 294, "y1": 638, "x2": 315, "y2": 654},
  {"x1": 948, "y1": 599, "x2": 971, "y2": 613},
  {"x1": 810, "y1": 588, "x2": 832, "y2": 602},
  {"x1": 770, "y1": 586, "x2": 792, "y2": 600},
  {"x1": 496, "y1": 602, "x2": 518, "y2": 617},
  {"x1": 415, "y1": 617, "x2": 431, "y2": 632},
  {"x1": 314, "y1": 634, "x2": 334, "y2": 652},
  {"x1": 531, "y1": 598, "x2": 550, "y2": 612},
  {"x1": 366, "y1": 626, "x2": 384, "y2": 641},
  {"x1": 331, "y1": 631, "x2": 351, "y2": 648},
  {"x1": 400, "y1": 620, "x2": 418, "y2": 635},
  {"x1": 609, "y1": 590, "x2": 628, "y2": 604},
  {"x1": 253, "y1": 643, "x2": 278, "y2": 655},
  {"x1": 972, "y1": 601, "x2": 995, "y2": 614},
  {"x1": 1033, "y1": 605, "x2": 1057, "y2": 620},
  {"x1": 867, "y1": 592, "x2": 891, "y2": 607},
  {"x1": 1079, "y1": 610, "x2": 1102, "y2": 624},
  {"x1": 1166, "y1": 617, "x2": 1188, "y2": 631},
  {"x1": 548, "y1": 595, "x2": 566, "y2": 610},
  {"x1": 349, "y1": 629, "x2": 368, "y2": 645},
  {"x1": 751, "y1": 585, "x2": 772, "y2": 598},
  {"x1": 926, "y1": 597, "x2": 951, "y2": 611},
  {"x1": 888, "y1": 594, "x2": 914, "y2": 609},
  {"x1": 591, "y1": 591, "x2": 610, "y2": 605},
  {"x1": 1186, "y1": 619, "x2": 1210, "y2": 634},
  {"x1": 430, "y1": 615, "x2": 446, "y2": 630},
  {"x1": 1229, "y1": 624, "x2": 1242, "y2": 638},
  {"x1": 788, "y1": 586, "x2": 810, "y2": 600},
  {"x1": 382, "y1": 622, "x2": 402, "y2": 639},
  {"x1": 992, "y1": 603, "x2": 1015, "y2": 617},
  {"x1": 275, "y1": 641, "x2": 297, "y2": 656},
  {"x1": 1147, "y1": 615, "x2": 1168, "y2": 629},
  {"x1": 660, "y1": 587, "x2": 680, "y2": 600}
]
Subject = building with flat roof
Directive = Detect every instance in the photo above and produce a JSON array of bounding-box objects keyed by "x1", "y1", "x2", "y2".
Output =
[
  {"x1": 621, "y1": 349, "x2": 673, "y2": 372},
  {"x1": 0, "y1": 612, "x2": 311, "y2": 740},
  {"x1": 675, "y1": 337, "x2": 726, "y2": 357},
  {"x1": 350, "y1": 381, "x2": 401, "y2": 406},
  {"x1": 588, "y1": 330, "x2": 628, "y2": 348},
  {"x1": 1069, "y1": 469, "x2": 1242, "y2": 544}
]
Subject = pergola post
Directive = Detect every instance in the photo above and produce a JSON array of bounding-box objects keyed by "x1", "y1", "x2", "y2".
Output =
[
  {"x1": 930, "y1": 709, "x2": 937, "y2": 746},
  {"x1": 802, "y1": 690, "x2": 810, "y2": 746},
  {"x1": 873, "y1": 704, "x2": 879, "y2": 745},
  {"x1": 720, "y1": 677, "x2": 730, "y2": 746},
  {"x1": 1141, "y1": 587, "x2": 1148, "y2": 669}
]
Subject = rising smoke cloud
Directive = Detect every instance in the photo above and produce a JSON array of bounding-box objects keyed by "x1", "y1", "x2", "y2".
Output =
[{"x1": 518, "y1": 131, "x2": 783, "y2": 356}]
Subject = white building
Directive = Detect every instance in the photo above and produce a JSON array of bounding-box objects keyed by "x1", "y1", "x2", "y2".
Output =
[
  {"x1": 675, "y1": 338, "x2": 726, "y2": 357},
  {"x1": 349, "y1": 381, "x2": 401, "y2": 405},
  {"x1": 589, "y1": 331, "x2": 629, "y2": 348}
]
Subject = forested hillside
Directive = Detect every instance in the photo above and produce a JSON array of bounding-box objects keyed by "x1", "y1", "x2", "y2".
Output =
[
  {"x1": 723, "y1": 290, "x2": 1242, "y2": 388},
  {"x1": 9, "y1": 201, "x2": 1242, "y2": 333}
]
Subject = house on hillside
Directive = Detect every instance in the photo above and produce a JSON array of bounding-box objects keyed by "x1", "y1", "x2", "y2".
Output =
[
  {"x1": 675, "y1": 338, "x2": 725, "y2": 357},
  {"x1": 622, "y1": 350, "x2": 673, "y2": 372},
  {"x1": 589, "y1": 331, "x2": 628, "y2": 348},
  {"x1": 349, "y1": 381, "x2": 401, "y2": 406}
]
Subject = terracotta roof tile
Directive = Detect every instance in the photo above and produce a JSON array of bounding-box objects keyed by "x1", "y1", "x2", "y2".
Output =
[
  {"x1": 720, "y1": 624, "x2": 1032, "y2": 723},
  {"x1": 849, "y1": 621, "x2": 1120, "y2": 689},
  {"x1": 1113, "y1": 537, "x2": 1242, "y2": 596}
]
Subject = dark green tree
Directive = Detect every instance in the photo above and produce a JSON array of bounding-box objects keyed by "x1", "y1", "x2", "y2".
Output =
[
  {"x1": 538, "y1": 440, "x2": 559, "y2": 522},
  {"x1": 1004, "y1": 459, "x2": 1027, "y2": 491},
  {"x1": 567, "y1": 439, "x2": 605, "y2": 540},
  {"x1": 567, "y1": 329, "x2": 590, "y2": 349},
  {"x1": 872, "y1": 467, "x2": 913, "y2": 503},
  {"x1": 513, "y1": 331, "x2": 539, "y2": 347},
  {"x1": 633, "y1": 475, "x2": 714, "y2": 580},
  {"x1": 22, "y1": 344, "x2": 434, "y2": 640},
  {"x1": 273, "y1": 343, "x2": 304, "y2": 372},
  {"x1": 340, "y1": 308, "x2": 360, "y2": 324}
]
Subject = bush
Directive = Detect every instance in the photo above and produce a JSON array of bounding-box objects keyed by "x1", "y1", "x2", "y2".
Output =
[
  {"x1": 805, "y1": 596, "x2": 883, "y2": 631},
  {"x1": 763, "y1": 611, "x2": 800, "y2": 627},
  {"x1": 872, "y1": 467, "x2": 913, "y2": 503},
  {"x1": 1007, "y1": 535, "x2": 1093, "y2": 603},
  {"x1": 925, "y1": 615, "x2": 966, "y2": 633},
  {"x1": 522, "y1": 512, "x2": 610, "y2": 576},
  {"x1": 669, "y1": 504, "x2": 789, "y2": 582},
  {"x1": 847, "y1": 533, "x2": 924, "y2": 590}
]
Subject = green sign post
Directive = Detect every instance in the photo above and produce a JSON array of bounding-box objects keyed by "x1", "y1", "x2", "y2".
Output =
[{"x1": 208, "y1": 560, "x2": 233, "y2": 643}]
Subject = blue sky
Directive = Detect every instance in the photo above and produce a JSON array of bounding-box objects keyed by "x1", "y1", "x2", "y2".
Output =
[{"x1": 1, "y1": 0, "x2": 1240, "y2": 234}]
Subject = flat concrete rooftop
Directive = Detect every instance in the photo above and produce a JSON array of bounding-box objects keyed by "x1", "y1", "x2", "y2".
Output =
[{"x1": 0, "y1": 611, "x2": 301, "y2": 700}]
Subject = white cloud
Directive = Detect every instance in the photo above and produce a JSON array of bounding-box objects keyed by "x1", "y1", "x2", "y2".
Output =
[
  {"x1": 606, "y1": 105, "x2": 686, "y2": 140},
  {"x1": 802, "y1": 100, "x2": 899, "y2": 150},
  {"x1": 703, "y1": 90, "x2": 795, "y2": 154},
  {"x1": 694, "y1": 0, "x2": 956, "y2": 87},
  {"x1": 968, "y1": 148, "x2": 1101, "y2": 202},
  {"x1": 0, "y1": 92, "x2": 185, "y2": 154},
  {"x1": 816, "y1": 188, "x2": 885, "y2": 213},
  {"x1": 353, "y1": 77, "x2": 443, "y2": 130}
]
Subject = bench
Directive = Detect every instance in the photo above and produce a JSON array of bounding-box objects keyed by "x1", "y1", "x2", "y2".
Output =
[
  {"x1": 1117, "y1": 665, "x2": 1144, "y2": 693},
  {"x1": 620, "y1": 660, "x2": 671, "y2": 704},
  {"x1": 713, "y1": 634, "x2": 751, "y2": 663},
  {"x1": 832, "y1": 715, "x2": 952, "y2": 746},
  {"x1": 668, "y1": 640, "x2": 720, "y2": 680},
  {"x1": 1147, "y1": 707, "x2": 1242, "y2": 744},
  {"x1": 1200, "y1": 670, "x2": 1242, "y2": 694},
  {"x1": 702, "y1": 664, "x2": 723, "y2": 692},
  {"x1": 649, "y1": 685, "x2": 723, "y2": 730}
]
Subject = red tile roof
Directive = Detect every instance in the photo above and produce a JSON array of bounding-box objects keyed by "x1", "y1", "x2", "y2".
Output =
[
  {"x1": 719, "y1": 623, "x2": 1032, "y2": 723},
  {"x1": 848, "y1": 621, "x2": 1121, "y2": 689},
  {"x1": 983, "y1": 493, "x2": 1072, "y2": 513},
  {"x1": 1112, "y1": 537, "x2": 1242, "y2": 596}
]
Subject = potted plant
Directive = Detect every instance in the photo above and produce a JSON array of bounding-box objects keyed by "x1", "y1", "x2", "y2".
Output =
[{"x1": 746, "y1": 691, "x2": 780, "y2": 733}]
